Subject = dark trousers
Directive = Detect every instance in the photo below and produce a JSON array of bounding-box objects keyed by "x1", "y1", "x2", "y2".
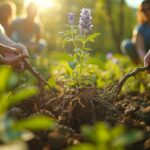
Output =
[{"x1": 121, "y1": 39, "x2": 140, "y2": 64}]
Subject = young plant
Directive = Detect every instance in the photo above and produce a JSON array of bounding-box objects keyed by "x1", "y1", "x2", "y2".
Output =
[
  {"x1": 68, "y1": 122, "x2": 143, "y2": 150},
  {"x1": 62, "y1": 8, "x2": 100, "y2": 87},
  {"x1": 0, "y1": 67, "x2": 56, "y2": 150}
]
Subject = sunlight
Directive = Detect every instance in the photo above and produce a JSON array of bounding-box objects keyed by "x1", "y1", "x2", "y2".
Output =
[{"x1": 24, "y1": 0, "x2": 55, "y2": 9}]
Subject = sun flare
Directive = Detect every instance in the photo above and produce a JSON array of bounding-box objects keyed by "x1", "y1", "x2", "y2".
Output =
[{"x1": 24, "y1": 0, "x2": 55, "y2": 9}]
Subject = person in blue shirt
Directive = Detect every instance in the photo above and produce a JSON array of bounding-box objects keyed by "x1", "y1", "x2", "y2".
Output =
[{"x1": 121, "y1": 0, "x2": 150, "y2": 64}]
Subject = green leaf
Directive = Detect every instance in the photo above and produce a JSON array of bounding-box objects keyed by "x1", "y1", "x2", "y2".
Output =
[
  {"x1": 113, "y1": 130, "x2": 144, "y2": 146},
  {"x1": 111, "y1": 125, "x2": 125, "y2": 139},
  {"x1": 86, "y1": 33, "x2": 100, "y2": 43},
  {"x1": 68, "y1": 144, "x2": 95, "y2": 150},
  {"x1": 0, "y1": 67, "x2": 11, "y2": 92},
  {"x1": 68, "y1": 61, "x2": 76, "y2": 70},
  {"x1": 0, "y1": 116, "x2": 34, "y2": 142},
  {"x1": 88, "y1": 39, "x2": 95, "y2": 43},
  {"x1": 75, "y1": 35, "x2": 83, "y2": 42},
  {"x1": 95, "y1": 123, "x2": 111, "y2": 143},
  {"x1": 81, "y1": 125, "x2": 96, "y2": 142},
  {"x1": 13, "y1": 115, "x2": 57, "y2": 131},
  {"x1": 0, "y1": 93, "x2": 12, "y2": 114},
  {"x1": 74, "y1": 48, "x2": 81, "y2": 52},
  {"x1": 12, "y1": 86, "x2": 38, "y2": 104},
  {"x1": 7, "y1": 73, "x2": 18, "y2": 89},
  {"x1": 65, "y1": 37, "x2": 73, "y2": 41},
  {"x1": 48, "y1": 78, "x2": 57, "y2": 88},
  {"x1": 84, "y1": 48, "x2": 92, "y2": 51},
  {"x1": 64, "y1": 30, "x2": 72, "y2": 36}
]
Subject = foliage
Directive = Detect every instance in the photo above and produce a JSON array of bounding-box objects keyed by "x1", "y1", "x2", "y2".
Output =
[
  {"x1": 48, "y1": 52, "x2": 150, "y2": 93},
  {"x1": 61, "y1": 8, "x2": 100, "y2": 87},
  {"x1": 67, "y1": 122, "x2": 144, "y2": 150},
  {"x1": 0, "y1": 0, "x2": 136, "y2": 52},
  {"x1": 25, "y1": 0, "x2": 135, "y2": 53},
  {"x1": 0, "y1": 67, "x2": 56, "y2": 149}
]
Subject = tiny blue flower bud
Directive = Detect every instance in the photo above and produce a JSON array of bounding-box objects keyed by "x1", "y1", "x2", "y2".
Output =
[{"x1": 68, "y1": 12, "x2": 75, "y2": 25}]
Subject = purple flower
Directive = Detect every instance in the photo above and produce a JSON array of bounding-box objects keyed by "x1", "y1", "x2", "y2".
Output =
[
  {"x1": 106, "y1": 52, "x2": 113, "y2": 59},
  {"x1": 78, "y1": 8, "x2": 93, "y2": 34},
  {"x1": 68, "y1": 12, "x2": 75, "y2": 25}
]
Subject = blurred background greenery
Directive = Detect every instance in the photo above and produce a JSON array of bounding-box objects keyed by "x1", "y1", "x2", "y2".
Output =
[
  {"x1": 0, "y1": 0, "x2": 137, "y2": 53},
  {"x1": 0, "y1": 0, "x2": 149, "y2": 94}
]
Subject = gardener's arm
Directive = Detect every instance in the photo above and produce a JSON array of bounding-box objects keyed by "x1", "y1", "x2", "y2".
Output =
[
  {"x1": 144, "y1": 50, "x2": 150, "y2": 66},
  {"x1": 0, "y1": 54, "x2": 26, "y2": 65},
  {"x1": 144, "y1": 50, "x2": 150, "y2": 73},
  {"x1": 0, "y1": 32, "x2": 29, "y2": 57},
  {"x1": 132, "y1": 32, "x2": 145, "y2": 62},
  {"x1": 0, "y1": 43, "x2": 18, "y2": 55}
]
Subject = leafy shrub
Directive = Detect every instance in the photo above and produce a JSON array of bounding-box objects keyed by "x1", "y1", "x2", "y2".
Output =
[
  {"x1": 68, "y1": 122, "x2": 143, "y2": 150},
  {"x1": 0, "y1": 66, "x2": 56, "y2": 150}
]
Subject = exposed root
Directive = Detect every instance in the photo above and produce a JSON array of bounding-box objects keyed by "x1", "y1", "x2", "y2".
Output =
[
  {"x1": 115, "y1": 66, "x2": 150, "y2": 97},
  {"x1": 30, "y1": 66, "x2": 150, "y2": 132}
]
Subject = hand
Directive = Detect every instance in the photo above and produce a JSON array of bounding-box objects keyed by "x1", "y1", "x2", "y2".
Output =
[
  {"x1": 0, "y1": 43, "x2": 19, "y2": 56},
  {"x1": 12, "y1": 43, "x2": 29, "y2": 58},
  {"x1": 11, "y1": 43, "x2": 30, "y2": 71},
  {"x1": 0, "y1": 54, "x2": 26, "y2": 64},
  {"x1": 3, "y1": 43, "x2": 30, "y2": 71},
  {"x1": 144, "y1": 50, "x2": 150, "y2": 73},
  {"x1": 6, "y1": 54, "x2": 27, "y2": 71}
]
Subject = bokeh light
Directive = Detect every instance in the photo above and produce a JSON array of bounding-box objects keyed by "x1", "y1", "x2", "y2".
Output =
[{"x1": 24, "y1": 0, "x2": 55, "y2": 9}]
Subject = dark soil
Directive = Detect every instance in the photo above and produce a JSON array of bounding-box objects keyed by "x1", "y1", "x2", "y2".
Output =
[{"x1": 8, "y1": 86, "x2": 150, "y2": 150}]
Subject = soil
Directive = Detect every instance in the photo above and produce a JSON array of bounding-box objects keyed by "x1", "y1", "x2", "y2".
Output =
[{"x1": 7, "y1": 86, "x2": 150, "y2": 150}]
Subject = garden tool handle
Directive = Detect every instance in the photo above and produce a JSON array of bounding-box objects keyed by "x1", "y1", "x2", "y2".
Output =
[
  {"x1": 23, "y1": 59, "x2": 56, "y2": 96},
  {"x1": 24, "y1": 59, "x2": 50, "y2": 87}
]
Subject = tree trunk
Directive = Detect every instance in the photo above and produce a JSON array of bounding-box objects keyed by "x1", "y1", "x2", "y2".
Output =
[
  {"x1": 105, "y1": 0, "x2": 125, "y2": 53},
  {"x1": 119, "y1": 0, "x2": 125, "y2": 42}
]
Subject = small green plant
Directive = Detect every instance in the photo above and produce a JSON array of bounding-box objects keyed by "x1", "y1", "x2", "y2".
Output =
[
  {"x1": 62, "y1": 8, "x2": 100, "y2": 87},
  {"x1": 67, "y1": 122, "x2": 144, "y2": 150},
  {"x1": 0, "y1": 67, "x2": 56, "y2": 150}
]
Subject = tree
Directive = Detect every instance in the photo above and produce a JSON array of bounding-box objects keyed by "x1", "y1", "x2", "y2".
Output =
[{"x1": 104, "y1": 0, "x2": 125, "y2": 53}]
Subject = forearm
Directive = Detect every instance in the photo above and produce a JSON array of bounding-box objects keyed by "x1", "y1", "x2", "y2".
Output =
[
  {"x1": 136, "y1": 48, "x2": 145, "y2": 61},
  {"x1": 0, "y1": 33, "x2": 28, "y2": 57},
  {"x1": 0, "y1": 54, "x2": 24, "y2": 65},
  {"x1": 0, "y1": 43, "x2": 17, "y2": 55},
  {"x1": 144, "y1": 50, "x2": 150, "y2": 67},
  {"x1": 0, "y1": 55, "x2": 8, "y2": 64},
  {"x1": 0, "y1": 32, "x2": 16, "y2": 47}
]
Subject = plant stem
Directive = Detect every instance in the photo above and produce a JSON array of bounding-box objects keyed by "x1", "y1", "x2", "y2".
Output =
[
  {"x1": 79, "y1": 36, "x2": 86, "y2": 84},
  {"x1": 71, "y1": 26, "x2": 77, "y2": 48}
]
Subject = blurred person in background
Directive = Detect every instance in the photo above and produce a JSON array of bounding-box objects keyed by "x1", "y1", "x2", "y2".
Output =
[
  {"x1": 11, "y1": 2, "x2": 46, "y2": 54},
  {"x1": 0, "y1": 22, "x2": 29, "y2": 70},
  {"x1": 121, "y1": 0, "x2": 150, "y2": 65},
  {"x1": 0, "y1": 0, "x2": 16, "y2": 36}
]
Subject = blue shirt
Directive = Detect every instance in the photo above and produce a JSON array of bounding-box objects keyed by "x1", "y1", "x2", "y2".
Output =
[
  {"x1": 11, "y1": 18, "x2": 40, "y2": 45},
  {"x1": 134, "y1": 23, "x2": 150, "y2": 53}
]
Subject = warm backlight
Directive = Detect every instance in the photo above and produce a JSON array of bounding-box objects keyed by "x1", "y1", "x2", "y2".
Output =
[{"x1": 24, "y1": 0, "x2": 55, "y2": 9}]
